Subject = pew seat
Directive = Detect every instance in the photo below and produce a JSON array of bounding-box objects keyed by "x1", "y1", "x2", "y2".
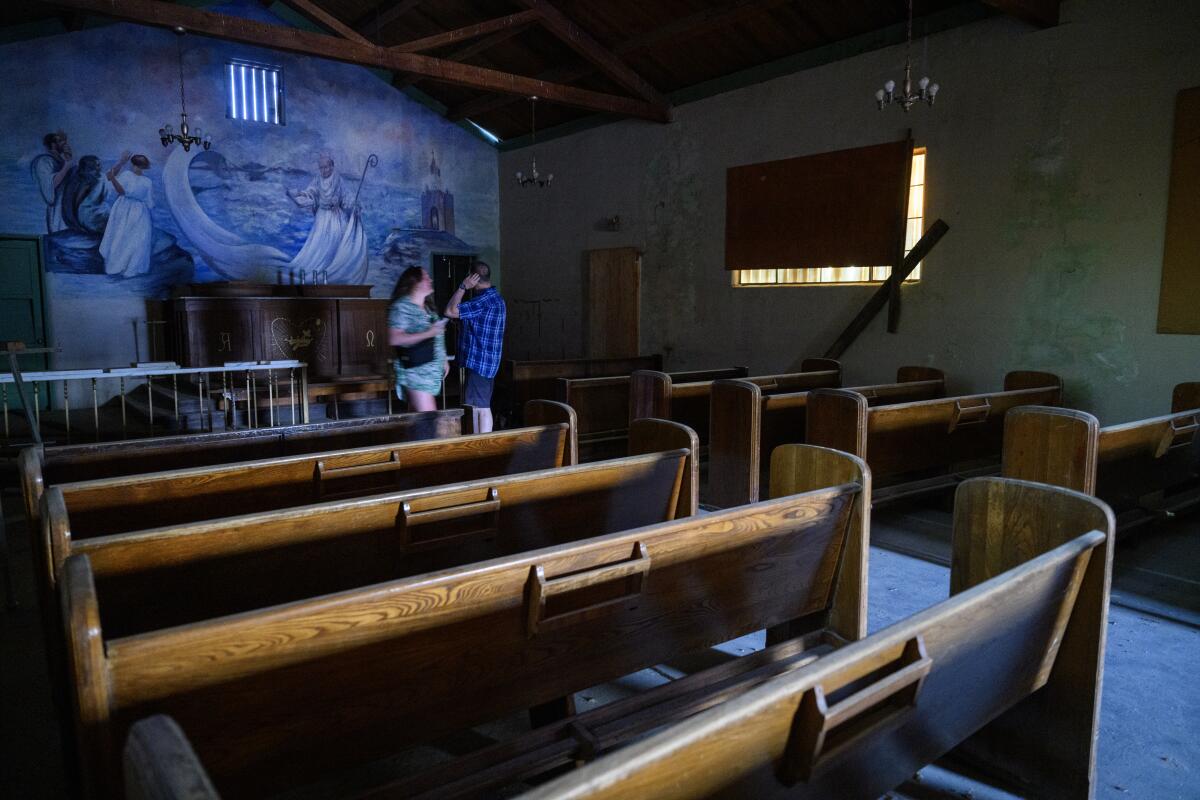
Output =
[
  {"x1": 67, "y1": 445, "x2": 869, "y2": 798},
  {"x1": 502, "y1": 355, "x2": 663, "y2": 426}
]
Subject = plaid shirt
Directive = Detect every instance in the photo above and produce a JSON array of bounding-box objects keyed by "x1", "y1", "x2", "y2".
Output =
[{"x1": 456, "y1": 287, "x2": 506, "y2": 378}]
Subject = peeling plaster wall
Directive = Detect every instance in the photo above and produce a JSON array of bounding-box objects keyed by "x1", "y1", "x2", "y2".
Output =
[{"x1": 499, "y1": 0, "x2": 1200, "y2": 424}]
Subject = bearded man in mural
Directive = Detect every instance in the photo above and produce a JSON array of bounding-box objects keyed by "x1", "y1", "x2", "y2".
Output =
[
  {"x1": 30, "y1": 130, "x2": 74, "y2": 233},
  {"x1": 287, "y1": 153, "x2": 361, "y2": 279}
]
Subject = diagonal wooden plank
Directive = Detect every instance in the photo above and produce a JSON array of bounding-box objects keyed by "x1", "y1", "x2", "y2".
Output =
[
  {"x1": 276, "y1": 0, "x2": 372, "y2": 46},
  {"x1": 514, "y1": 0, "x2": 670, "y2": 109},
  {"x1": 449, "y1": 0, "x2": 789, "y2": 122},
  {"x1": 392, "y1": 10, "x2": 540, "y2": 53},
  {"x1": 824, "y1": 219, "x2": 949, "y2": 359},
  {"x1": 394, "y1": 18, "x2": 535, "y2": 91},
  {"x1": 44, "y1": 0, "x2": 672, "y2": 122},
  {"x1": 353, "y1": 0, "x2": 423, "y2": 37}
]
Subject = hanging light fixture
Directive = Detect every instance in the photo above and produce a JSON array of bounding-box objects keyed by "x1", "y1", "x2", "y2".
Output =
[
  {"x1": 515, "y1": 97, "x2": 552, "y2": 188},
  {"x1": 159, "y1": 28, "x2": 212, "y2": 152},
  {"x1": 876, "y1": 0, "x2": 939, "y2": 112}
]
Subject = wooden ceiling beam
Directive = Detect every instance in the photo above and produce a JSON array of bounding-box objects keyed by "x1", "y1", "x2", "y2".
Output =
[
  {"x1": 352, "y1": 0, "x2": 423, "y2": 38},
  {"x1": 448, "y1": 0, "x2": 789, "y2": 122},
  {"x1": 514, "y1": 0, "x2": 669, "y2": 108},
  {"x1": 275, "y1": 0, "x2": 373, "y2": 46},
  {"x1": 392, "y1": 9, "x2": 540, "y2": 54},
  {"x1": 981, "y1": 0, "x2": 1060, "y2": 28},
  {"x1": 39, "y1": 0, "x2": 672, "y2": 122},
  {"x1": 395, "y1": 18, "x2": 535, "y2": 91}
]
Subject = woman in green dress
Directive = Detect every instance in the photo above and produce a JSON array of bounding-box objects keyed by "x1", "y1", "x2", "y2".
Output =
[{"x1": 388, "y1": 266, "x2": 448, "y2": 411}]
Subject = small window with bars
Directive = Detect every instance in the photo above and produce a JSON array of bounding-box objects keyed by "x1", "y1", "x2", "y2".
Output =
[
  {"x1": 227, "y1": 60, "x2": 284, "y2": 125},
  {"x1": 733, "y1": 147, "x2": 927, "y2": 286}
]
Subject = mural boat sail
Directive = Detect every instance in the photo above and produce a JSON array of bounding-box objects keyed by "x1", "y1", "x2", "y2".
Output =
[{"x1": 163, "y1": 144, "x2": 371, "y2": 285}]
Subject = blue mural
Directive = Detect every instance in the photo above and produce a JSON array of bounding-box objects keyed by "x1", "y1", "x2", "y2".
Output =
[{"x1": 0, "y1": 1, "x2": 499, "y2": 304}]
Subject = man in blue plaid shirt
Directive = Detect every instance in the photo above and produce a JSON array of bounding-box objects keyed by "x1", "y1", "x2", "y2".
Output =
[{"x1": 446, "y1": 261, "x2": 506, "y2": 432}]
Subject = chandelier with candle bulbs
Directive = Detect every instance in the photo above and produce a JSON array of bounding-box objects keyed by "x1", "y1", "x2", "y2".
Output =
[
  {"x1": 515, "y1": 97, "x2": 552, "y2": 188},
  {"x1": 876, "y1": 0, "x2": 939, "y2": 112},
  {"x1": 159, "y1": 28, "x2": 212, "y2": 152}
]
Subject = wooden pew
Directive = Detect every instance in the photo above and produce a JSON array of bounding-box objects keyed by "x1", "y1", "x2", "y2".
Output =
[
  {"x1": 40, "y1": 401, "x2": 575, "y2": 553},
  {"x1": 18, "y1": 409, "x2": 462, "y2": 530},
  {"x1": 45, "y1": 420, "x2": 697, "y2": 638},
  {"x1": 559, "y1": 366, "x2": 749, "y2": 461},
  {"x1": 63, "y1": 446, "x2": 868, "y2": 798},
  {"x1": 630, "y1": 359, "x2": 842, "y2": 447},
  {"x1": 502, "y1": 354, "x2": 662, "y2": 426},
  {"x1": 524, "y1": 476, "x2": 1114, "y2": 800},
  {"x1": 806, "y1": 371, "x2": 1062, "y2": 505},
  {"x1": 709, "y1": 366, "x2": 944, "y2": 508},
  {"x1": 1002, "y1": 385, "x2": 1200, "y2": 531}
]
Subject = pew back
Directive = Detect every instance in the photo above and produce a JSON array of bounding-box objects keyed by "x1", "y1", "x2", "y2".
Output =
[
  {"x1": 631, "y1": 359, "x2": 842, "y2": 446},
  {"x1": 65, "y1": 458, "x2": 866, "y2": 797},
  {"x1": 1002, "y1": 389, "x2": 1200, "y2": 527},
  {"x1": 560, "y1": 366, "x2": 748, "y2": 461},
  {"x1": 51, "y1": 432, "x2": 694, "y2": 638},
  {"x1": 18, "y1": 409, "x2": 462, "y2": 527},
  {"x1": 527, "y1": 477, "x2": 1113, "y2": 800},
  {"x1": 807, "y1": 373, "x2": 1062, "y2": 490},
  {"x1": 48, "y1": 404, "x2": 575, "y2": 542},
  {"x1": 502, "y1": 355, "x2": 662, "y2": 425},
  {"x1": 709, "y1": 367, "x2": 944, "y2": 508}
]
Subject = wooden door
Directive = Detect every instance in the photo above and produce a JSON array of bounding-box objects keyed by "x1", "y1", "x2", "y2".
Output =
[
  {"x1": 587, "y1": 247, "x2": 640, "y2": 359},
  {"x1": 0, "y1": 236, "x2": 49, "y2": 373},
  {"x1": 337, "y1": 299, "x2": 389, "y2": 376}
]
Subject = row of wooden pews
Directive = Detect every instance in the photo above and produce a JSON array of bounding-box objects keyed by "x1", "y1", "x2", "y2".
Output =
[
  {"x1": 116, "y1": 472, "x2": 1115, "y2": 800},
  {"x1": 19, "y1": 362, "x2": 1145, "y2": 800}
]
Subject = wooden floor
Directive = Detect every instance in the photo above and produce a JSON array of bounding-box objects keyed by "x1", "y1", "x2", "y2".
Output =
[{"x1": 2, "y1": 489, "x2": 1196, "y2": 799}]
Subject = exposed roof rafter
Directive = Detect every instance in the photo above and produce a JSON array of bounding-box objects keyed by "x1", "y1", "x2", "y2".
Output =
[{"x1": 392, "y1": 10, "x2": 539, "y2": 54}]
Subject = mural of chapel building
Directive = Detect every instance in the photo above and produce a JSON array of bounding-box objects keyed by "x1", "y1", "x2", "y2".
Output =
[{"x1": 420, "y1": 151, "x2": 455, "y2": 234}]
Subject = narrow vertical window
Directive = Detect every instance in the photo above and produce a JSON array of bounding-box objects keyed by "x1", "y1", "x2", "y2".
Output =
[{"x1": 227, "y1": 60, "x2": 284, "y2": 126}]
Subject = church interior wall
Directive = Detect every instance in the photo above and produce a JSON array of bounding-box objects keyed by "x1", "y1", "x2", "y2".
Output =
[
  {"x1": 0, "y1": 0, "x2": 499, "y2": 375},
  {"x1": 498, "y1": 0, "x2": 1200, "y2": 424}
]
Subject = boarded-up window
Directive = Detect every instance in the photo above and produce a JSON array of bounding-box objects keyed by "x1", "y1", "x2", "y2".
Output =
[{"x1": 725, "y1": 139, "x2": 913, "y2": 276}]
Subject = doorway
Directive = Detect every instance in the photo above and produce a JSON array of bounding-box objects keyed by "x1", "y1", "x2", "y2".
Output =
[
  {"x1": 0, "y1": 235, "x2": 50, "y2": 411},
  {"x1": 430, "y1": 252, "x2": 477, "y2": 404}
]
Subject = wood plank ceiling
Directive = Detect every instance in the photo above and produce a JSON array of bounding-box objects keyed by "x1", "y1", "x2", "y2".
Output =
[{"x1": 9, "y1": 1, "x2": 1057, "y2": 141}]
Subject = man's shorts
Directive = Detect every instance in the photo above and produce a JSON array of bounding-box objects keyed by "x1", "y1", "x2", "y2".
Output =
[{"x1": 463, "y1": 368, "x2": 495, "y2": 407}]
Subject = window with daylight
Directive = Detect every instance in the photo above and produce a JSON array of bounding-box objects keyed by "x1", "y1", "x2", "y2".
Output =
[
  {"x1": 227, "y1": 61, "x2": 285, "y2": 125},
  {"x1": 732, "y1": 148, "x2": 927, "y2": 287}
]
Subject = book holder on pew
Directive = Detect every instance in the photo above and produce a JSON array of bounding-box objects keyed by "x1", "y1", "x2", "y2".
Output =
[
  {"x1": 397, "y1": 487, "x2": 501, "y2": 552},
  {"x1": 526, "y1": 542, "x2": 651, "y2": 637},
  {"x1": 948, "y1": 398, "x2": 991, "y2": 433}
]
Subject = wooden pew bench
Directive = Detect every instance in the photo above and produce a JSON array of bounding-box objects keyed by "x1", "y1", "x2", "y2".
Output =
[
  {"x1": 36, "y1": 401, "x2": 576, "y2": 583},
  {"x1": 65, "y1": 445, "x2": 869, "y2": 798},
  {"x1": 630, "y1": 359, "x2": 842, "y2": 449},
  {"x1": 521, "y1": 476, "x2": 1114, "y2": 800},
  {"x1": 708, "y1": 366, "x2": 945, "y2": 508},
  {"x1": 47, "y1": 419, "x2": 697, "y2": 638},
  {"x1": 559, "y1": 366, "x2": 749, "y2": 462},
  {"x1": 502, "y1": 355, "x2": 662, "y2": 427},
  {"x1": 806, "y1": 370, "x2": 1062, "y2": 506},
  {"x1": 1002, "y1": 383, "x2": 1200, "y2": 531},
  {"x1": 18, "y1": 409, "x2": 462, "y2": 530}
]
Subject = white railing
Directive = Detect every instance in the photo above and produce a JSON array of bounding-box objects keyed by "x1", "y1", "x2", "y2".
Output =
[{"x1": 0, "y1": 360, "x2": 309, "y2": 445}]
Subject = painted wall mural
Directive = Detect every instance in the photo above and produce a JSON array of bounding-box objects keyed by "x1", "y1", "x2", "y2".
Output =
[{"x1": 0, "y1": 1, "x2": 497, "y2": 366}]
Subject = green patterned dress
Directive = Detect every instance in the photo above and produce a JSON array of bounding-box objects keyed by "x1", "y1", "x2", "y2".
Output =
[{"x1": 388, "y1": 298, "x2": 446, "y2": 396}]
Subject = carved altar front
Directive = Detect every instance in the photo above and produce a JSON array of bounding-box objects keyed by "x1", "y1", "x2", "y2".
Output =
[{"x1": 172, "y1": 295, "x2": 389, "y2": 379}]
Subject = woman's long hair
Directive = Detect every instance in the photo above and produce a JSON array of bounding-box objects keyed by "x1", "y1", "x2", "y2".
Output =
[{"x1": 392, "y1": 266, "x2": 436, "y2": 313}]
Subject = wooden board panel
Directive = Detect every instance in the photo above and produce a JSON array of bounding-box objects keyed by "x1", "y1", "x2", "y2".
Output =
[
  {"x1": 1157, "y1": 86, "x2": 1200, "y2": 334},
  {"x1": 587, "y1": 247, "x2": 641, "y2": 359}
]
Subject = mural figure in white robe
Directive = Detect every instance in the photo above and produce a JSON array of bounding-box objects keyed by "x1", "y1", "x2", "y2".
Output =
[
  {"x1": 100, "y1": 151, "x2": 155, "y2": 276},
  {"x1": 287, "y1": 154, "x2": 367, "y2": 283}
]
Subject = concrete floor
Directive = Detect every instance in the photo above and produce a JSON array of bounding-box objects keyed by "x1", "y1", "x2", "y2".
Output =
[{"x1": 2, "y1": 493, "x2": 1197, "y2": 798}]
